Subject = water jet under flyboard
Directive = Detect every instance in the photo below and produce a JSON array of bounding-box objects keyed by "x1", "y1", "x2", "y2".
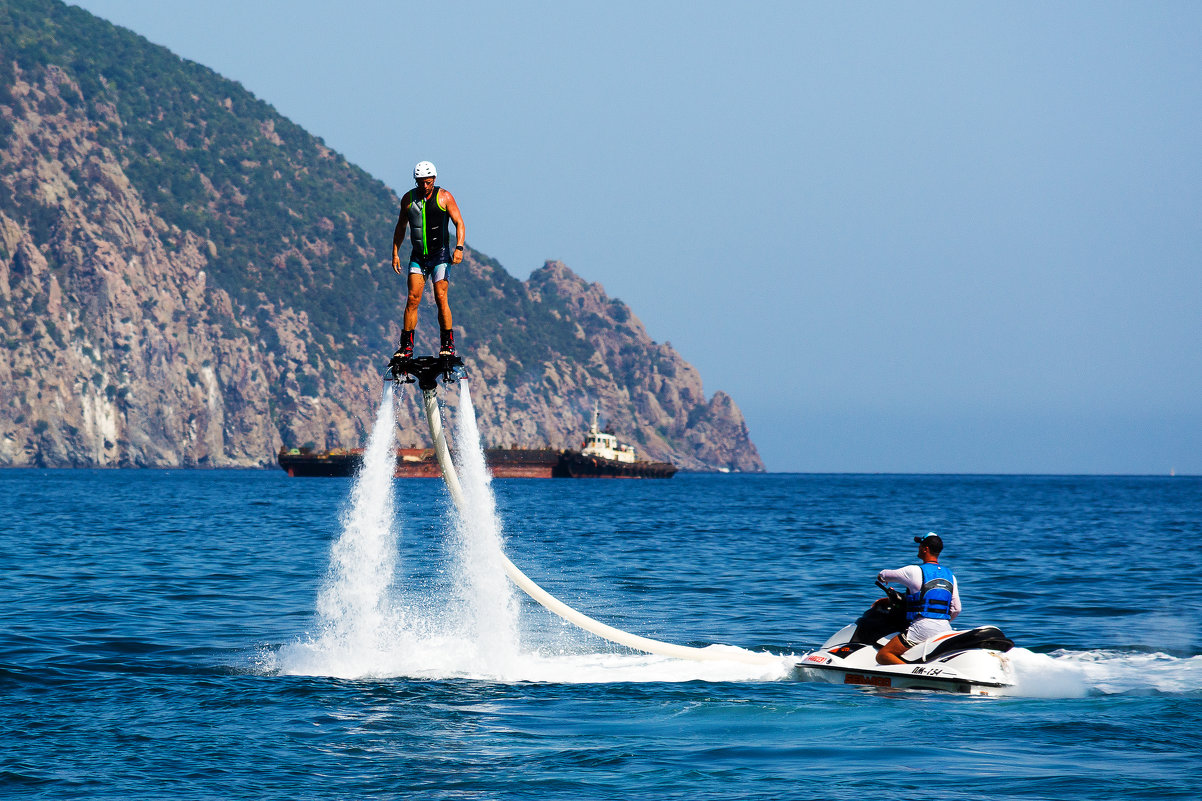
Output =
[{"x1": 385, "y1": 356, "x2": 782, "y2": 667}]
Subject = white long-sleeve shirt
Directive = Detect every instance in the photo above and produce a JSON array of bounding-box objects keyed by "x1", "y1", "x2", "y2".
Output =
[{"x1": 877, "y1": 564, "x2": 961, "y2": 621}]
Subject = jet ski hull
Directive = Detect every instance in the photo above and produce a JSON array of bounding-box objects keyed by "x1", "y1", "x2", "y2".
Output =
[
  {"x1": 794, "y1": 617, "x2": 1017, "y2": 695},
  {"x1": 793, "y1": 645, "x2": 1014, "y2": 695}
]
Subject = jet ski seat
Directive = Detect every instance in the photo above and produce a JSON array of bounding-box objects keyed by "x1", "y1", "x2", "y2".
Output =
[{"x1": 911, "y1": 626, "x2": 1015, "y2": 663}]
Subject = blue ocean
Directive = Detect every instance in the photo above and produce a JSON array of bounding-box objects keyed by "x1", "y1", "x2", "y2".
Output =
[{"x1": 3, "y1": 391, "x2": 1201, "y2": 799}]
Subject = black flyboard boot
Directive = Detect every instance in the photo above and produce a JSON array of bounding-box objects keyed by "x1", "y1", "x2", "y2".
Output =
[
  {"x1": 386, "y1": 330, "x2": 415, "y2": 382},
  {"x1": 393, "y1": 329, "x2": 414, "y2": 361},
  {"x1": 439, "y1": 328, "x2": 456, "y2": 357}
]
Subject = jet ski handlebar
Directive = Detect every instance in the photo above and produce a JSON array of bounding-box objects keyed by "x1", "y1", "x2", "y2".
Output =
[{"x1": 875, "y1": 579, "x2": 906, "y2": 607}]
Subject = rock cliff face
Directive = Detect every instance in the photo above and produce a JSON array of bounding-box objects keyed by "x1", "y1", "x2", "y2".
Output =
[{"x1": 0, "y1": 0, "x2": 763, "y2": 471}]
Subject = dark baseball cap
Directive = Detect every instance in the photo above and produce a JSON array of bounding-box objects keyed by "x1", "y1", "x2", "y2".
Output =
[{"x1": 914, "y1": 532, "x2": 943, "y2": 553}]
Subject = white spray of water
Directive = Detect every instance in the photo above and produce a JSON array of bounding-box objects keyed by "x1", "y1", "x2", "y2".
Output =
[
  {"x1": 278, "y1": 384, "x2": 408, "y2": 677},
  {"x1": 1008, "y1": 648, "x2": 1202, "y2": 697},
  {"x1": 447, "y1": 379, "x2": 522, "y2": 674},
  {"x1": 316, "y1": 384, "x2": 399, "y2": 637},
  {"x1": 272, "y1": 380, "x2": 792, "y2": 683}
]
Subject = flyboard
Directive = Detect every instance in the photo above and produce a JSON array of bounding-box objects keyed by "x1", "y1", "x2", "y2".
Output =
[{"x1": 385, "y1": 352, "x2": 783, "y2": 667}]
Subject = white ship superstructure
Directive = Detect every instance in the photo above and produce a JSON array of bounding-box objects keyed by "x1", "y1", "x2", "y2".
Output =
[{"x1": 580, "y1": 404, "x2": 637, "y2": 464}]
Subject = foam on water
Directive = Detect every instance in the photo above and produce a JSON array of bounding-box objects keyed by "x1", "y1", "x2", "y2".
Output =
[{"x1": 1009, "y1": 647, "x2": 1202, "y2": 697}]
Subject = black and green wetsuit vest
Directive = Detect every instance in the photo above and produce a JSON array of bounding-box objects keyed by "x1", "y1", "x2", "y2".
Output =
[{"x1": 406, "y1": 187, "x2": 452, "y2": 266}]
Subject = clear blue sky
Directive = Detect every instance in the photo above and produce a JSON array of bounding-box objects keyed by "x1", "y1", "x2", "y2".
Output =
[{"x1": 70, "y1": 1, "x2": 1202, "y2": 474}]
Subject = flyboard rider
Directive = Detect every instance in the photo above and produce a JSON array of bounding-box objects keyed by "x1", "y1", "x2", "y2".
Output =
[
  {"x1": 392, "y1": 160, "x2": 466, "y2": 360},
  {"x1": 875, "y1": 532, "x2": 961, "y2": 665}
]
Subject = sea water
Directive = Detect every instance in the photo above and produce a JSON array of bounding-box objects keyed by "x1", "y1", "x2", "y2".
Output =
[{"x1": 2, "y1": 428, "x2": 1200, "y2": 797}]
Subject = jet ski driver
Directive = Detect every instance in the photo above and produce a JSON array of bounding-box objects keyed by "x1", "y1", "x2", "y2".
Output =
[{"x1": 875, "y1": 532, "x2": 961, "y2": 665}]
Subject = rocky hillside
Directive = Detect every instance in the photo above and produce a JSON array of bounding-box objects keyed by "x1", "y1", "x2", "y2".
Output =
[{"x1": 0, "y1": 0, "x2": 763, "y2": 472}]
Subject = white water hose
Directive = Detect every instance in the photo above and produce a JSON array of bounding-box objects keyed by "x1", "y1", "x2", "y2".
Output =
[{"x1": 420, "y1": 386, "x2": 780, "y2": 666}]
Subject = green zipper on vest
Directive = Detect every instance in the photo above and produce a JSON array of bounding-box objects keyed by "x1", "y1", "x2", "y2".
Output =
[{"x1": 420, "y1": 196, "x2": 428, "y2": 256}]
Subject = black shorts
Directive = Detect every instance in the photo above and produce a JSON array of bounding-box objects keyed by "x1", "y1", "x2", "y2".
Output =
[{"x1": 409, "y1": 248, "x2": 452, "y2": 270}]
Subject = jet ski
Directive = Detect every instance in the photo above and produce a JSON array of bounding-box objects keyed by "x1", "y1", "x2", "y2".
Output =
[{"x1": 793, "y1": 581, "x2": 1016, "y2": 695}]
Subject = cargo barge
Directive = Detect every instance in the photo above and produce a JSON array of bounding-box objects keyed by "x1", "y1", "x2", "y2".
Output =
[
  {"x1": 278, "y1": 446, "x2": 563, "y2": 478},
  {"x1": 278, "y1": 405, "x2": 676, "y2": 479}
]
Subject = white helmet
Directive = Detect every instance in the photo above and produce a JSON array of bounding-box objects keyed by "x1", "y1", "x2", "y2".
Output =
[{"x1": 413, "y1": 160, "x2": 437, "y2": 179}]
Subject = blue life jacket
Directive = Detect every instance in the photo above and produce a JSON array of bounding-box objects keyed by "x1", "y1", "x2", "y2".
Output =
[{"x1": 905, "y1": 562, "x2": 955, "y2": 622}]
